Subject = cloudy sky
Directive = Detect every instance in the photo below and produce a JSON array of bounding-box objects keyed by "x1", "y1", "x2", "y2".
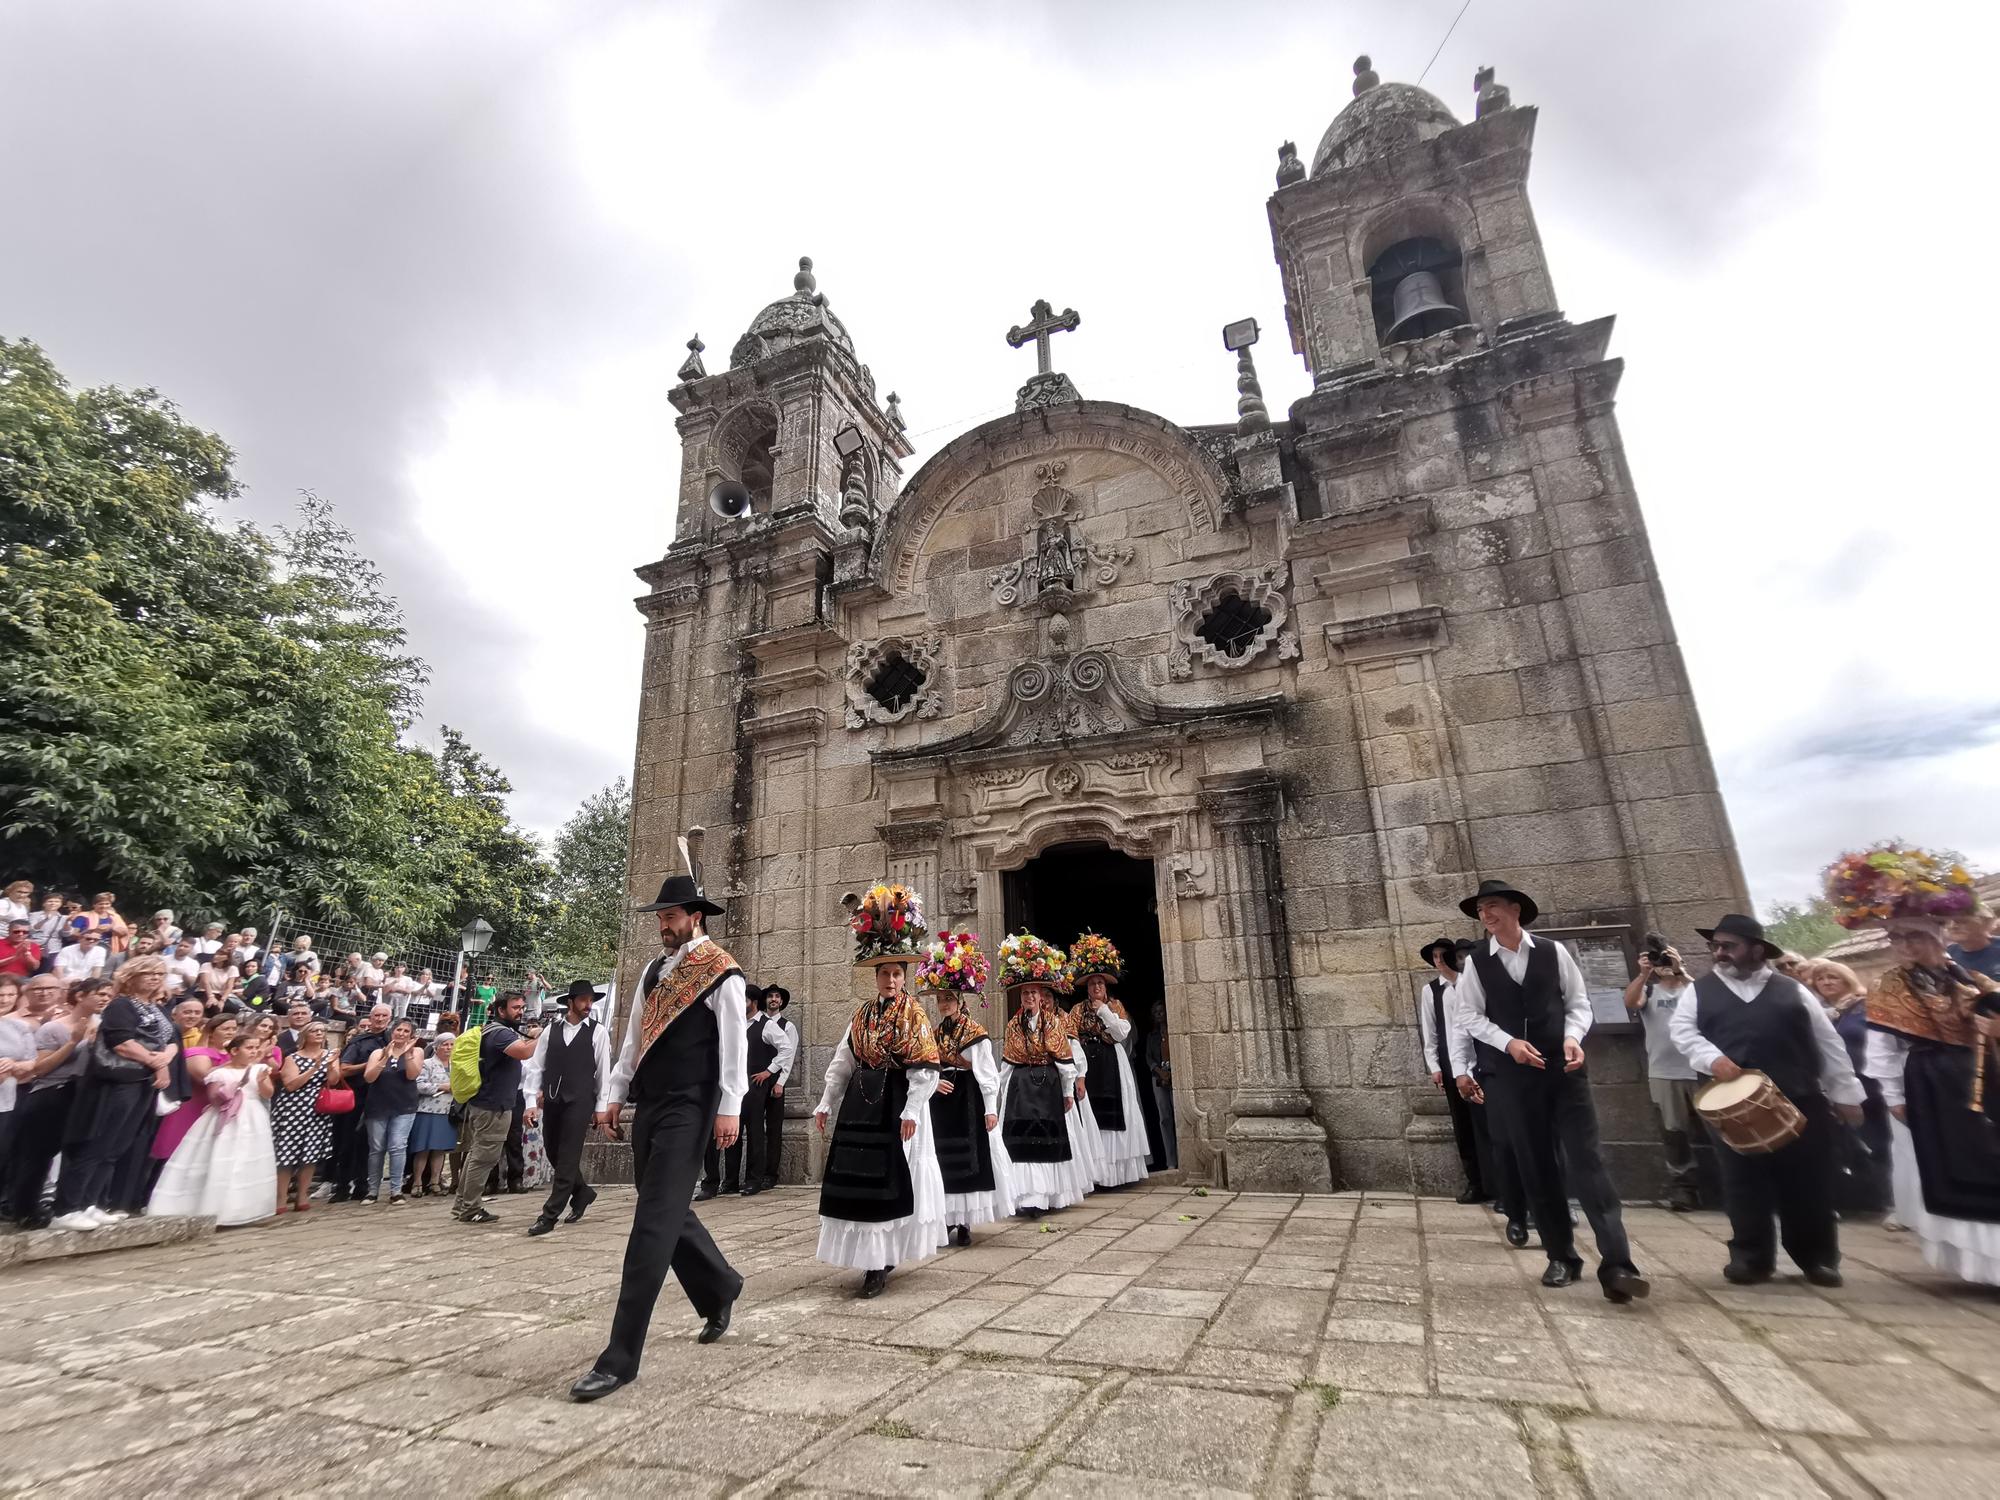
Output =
[{"x1": 6, "y1": 0, "x2": 1995, "y2": 907}]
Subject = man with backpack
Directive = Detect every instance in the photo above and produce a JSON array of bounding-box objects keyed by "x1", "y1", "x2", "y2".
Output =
[{"x1": 452, "y1": 989, "x2": 538, "y2": 1225}]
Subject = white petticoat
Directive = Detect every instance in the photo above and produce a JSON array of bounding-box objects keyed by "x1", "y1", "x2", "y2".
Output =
[
  {"x1": 1085, "y1": 1046, "x2": 1151, "y2": 1188},
  {"x1": 816, "y1": 1105, "x2": 948, "y2": 1271},
  {"x1": 149, "y1": 1066, "x2": 277, "y2": 1227},
  {"x1": 997, "y1": 1069, "x2": 1089, "y2": 1212},
  {"x1": 1889, "y1": 1116, "x2": 2000, "y2": 1286},
  {"x1": 944, "y1": 1122, "x2": 1017, "y2": 1228}
]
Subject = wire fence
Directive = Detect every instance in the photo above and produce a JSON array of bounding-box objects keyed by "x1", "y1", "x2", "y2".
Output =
[{"x1": 264, "y1": 909, "x2": 558, "y2": 1029}]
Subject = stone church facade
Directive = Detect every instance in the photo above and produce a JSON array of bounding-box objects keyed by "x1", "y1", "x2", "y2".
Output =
[{"x1": 618, "y1": 61, "x2": 1750, "y2": 1194}]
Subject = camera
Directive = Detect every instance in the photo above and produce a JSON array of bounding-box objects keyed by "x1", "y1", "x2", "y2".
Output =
[{"x1": 1644, "y1": 932, "x2": 1670, "y2": 968}]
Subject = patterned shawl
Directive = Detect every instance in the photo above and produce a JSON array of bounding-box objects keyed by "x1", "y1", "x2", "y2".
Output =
[
  {"x1": 1067, "y1": 997, "x2": 1128, "y2": 1044},
  {"x1": 638, "y1": 941, "x2": 741, "y2": 1058},
  {"x1": 1866, "y1": 961, "x2": 2000, "y2": 1049},
  {"x1": 847, "y1": 991, "x2": 941, "y2": 1070},
  {"x1": 1002, "y1": 1008, "x2": 1073, "y2": 1065},
  {"x1": 934, "y1": 1013, "x2": 990, "y2": 1069}
]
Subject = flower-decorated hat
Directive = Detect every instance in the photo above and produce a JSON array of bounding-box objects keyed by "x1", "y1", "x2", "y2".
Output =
[
  {"x1": 997, "y1": 931, "x2": 1067, "y2": 995},
  {"x1": 915, "y1": 930, "x2": 991, "y2": 999},
  {"x1": 1822, "y1": 842, "x2": 1978, "y2": 930},
  {"x1": 845, "y1": 883, "x2": 929, "y2": 968},
  {"x1": 1068, "y1": 930, "x2": 1123, "y2": 986}
]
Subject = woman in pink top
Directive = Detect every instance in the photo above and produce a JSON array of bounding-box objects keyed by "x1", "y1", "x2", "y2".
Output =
[{"x1": 153, "y1": 1012, "x2": 240, "y2": 1163}]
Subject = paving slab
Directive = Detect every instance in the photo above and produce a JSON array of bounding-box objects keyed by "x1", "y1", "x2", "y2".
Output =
[
  {"x1": 1309, "y1": 1393, "x2": 1532, "y2": 1497},
  {"x1": 1067, "y1": 1380, "x2": 1284, "y2": 1489}
]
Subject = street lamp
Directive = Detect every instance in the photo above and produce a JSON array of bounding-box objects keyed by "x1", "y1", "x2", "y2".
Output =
[{"x1": 451, "y1": 917, "x2": 494, "y2": 1014}]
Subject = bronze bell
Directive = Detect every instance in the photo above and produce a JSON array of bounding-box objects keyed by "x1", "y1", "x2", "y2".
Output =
[{"x1": 1384, "y1": 270, "x2": 1464, "y2": 343}]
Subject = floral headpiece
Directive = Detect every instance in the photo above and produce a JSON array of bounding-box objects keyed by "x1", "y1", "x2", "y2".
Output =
[
  {"x1": 998, "y1": 931, "x2": 1066, "y2": 993},
  {"x1": 1822, "y1": 842, "x2": 1979, "y2": 929},
  {"x1": 848, "y1": 883, "x2": 928, "y2": 967},
  {"x1": 915, "y1": 930, "x2": 991, "y2": 1001},
  {"x1": 1068, "y1": 930, "x2": 1123, "y2": 984}
]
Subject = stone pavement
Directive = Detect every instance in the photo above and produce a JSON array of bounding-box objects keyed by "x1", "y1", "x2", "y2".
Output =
[{"x1": 5, "y1": 1185, "x2": 2000, "y2": 1497}]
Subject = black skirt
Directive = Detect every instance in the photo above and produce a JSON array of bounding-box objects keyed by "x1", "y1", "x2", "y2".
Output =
[
  {"x1": 1003, "y1": 1062, "x2": 1071, "y2": 1164},
  {"x1": 1078, "y1": 1036, "x2": 1126, "y2": 1133},
  {"x1": 929, "y1": 1067, "x2": 995, "y2": 1195},
  {"x1": 818, "y1": 1066, "x2": 916, "y2": 1224},
  {"x1": 1904, "y1": 1039, "x2": 2000, "y2": 1222}
]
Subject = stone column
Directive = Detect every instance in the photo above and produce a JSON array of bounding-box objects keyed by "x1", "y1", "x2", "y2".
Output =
[{"x1": 1200, "y1": 771, "x2": 1333, "y2": 1191}]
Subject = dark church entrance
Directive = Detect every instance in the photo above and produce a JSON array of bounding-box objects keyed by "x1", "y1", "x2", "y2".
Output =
[{"x1": 1002, "y1": 841, "x2": 1173, "y2": 1171}]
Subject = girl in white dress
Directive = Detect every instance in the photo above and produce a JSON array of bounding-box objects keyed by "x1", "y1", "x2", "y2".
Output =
[{"x1": 150, "y1": 1035, "x2": 277, "y2": 1226}]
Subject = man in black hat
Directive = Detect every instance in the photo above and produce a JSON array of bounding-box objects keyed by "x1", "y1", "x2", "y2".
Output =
[
  {"x1": 1668, "y1": 913, "x2": 1865, "y2": 1287},
  {"x1": 1444, "y1": 938, "x2": 1533, "y2": 1247},
  {"x1": 569, "y1": 868, "x2": 747, "y2": 1402},
  {"x1": 697, "y1": 984, "x2": 760, "y2": 1200},
  {"x1": 1448, "y1": 879, "x2": 1649, "y2": 1302},
  {"x1": 523, "y1": 979, "x2": 613, "y2": 1237},
  {"x1": 743, "y1": 981, "x2": 797, "y2": 1194},
  {"x1": 1417, "y1": 937, "x2": 1487, "y2": 1206}
]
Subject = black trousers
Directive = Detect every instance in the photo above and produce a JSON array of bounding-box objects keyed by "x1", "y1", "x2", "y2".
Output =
[
  {"x1": 1467, "y1": 1084, "x2": 1525, "y2": 1221},
  {"x1": 1441, "y1": 1074, "x2": 1487, "y2": 1198},
  {"x1": 539, "y1": 1096, "x2": 596, "y2": 1220},
  {"x1": 56, "y1": 1083, "x2": 151, "y2": 1214},
  {"x1": 487, "y1": 1097, "x2": 526, "y2": 1191},
  {"x1": 596, "y1": 1094, "x2": 742, "y2": 1380},
  {"x1": 741, "y1": 1077, "x2": 785, "y2": 1186},
  {"x1": 332, "y1": 1106, "x2": 369, "y2": 1195},
  {"x1": 1708, "y1": 1092, "x2": 1840, "y2": 1272},
  {"x1": 702, "y1": 1135, "x2": 744, "y2": 1192},
  {"x1": 1487, "y1": 1062, "x2": 1635, "y2": 1283},
  {"x1": 6, "y1": 1082, "x2": 75, "y2": 1220}
]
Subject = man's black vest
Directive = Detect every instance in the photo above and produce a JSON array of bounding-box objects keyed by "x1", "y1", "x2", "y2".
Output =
[
  {"x1": 1426, "y1": 979, "x2": 1452, "y2": 1075},
  {"x1": 1468, "y1": 939, "x2": 1565, "y2": 1068},
  {"x1": 1692, "y1": 972, "x2": 1820, "y2": 1102},
  {"x1": 543, "y1": 1016, "x2": 600, "y2": 1104},
  {"x1": 746, "y1": 1015, "x2": 783, "y2": 1076}
]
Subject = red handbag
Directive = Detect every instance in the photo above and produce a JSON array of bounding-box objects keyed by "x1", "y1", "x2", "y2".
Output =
[{"x1": 315, "y1": 1084, "x2": 356, "y2": 1116}]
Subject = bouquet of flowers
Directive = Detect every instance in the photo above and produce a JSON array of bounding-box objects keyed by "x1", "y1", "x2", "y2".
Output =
[
  {"x1": 1068, "y1": 930, "x2": 1124, "y2": 983},
  {"x1": 915, "y1": 931, "x2": 991, "y2": 998},
  {"x1": 997, "y1": 931, "x2": 1067, "y2": 991},
  {"x1": 1822, "y1": 842, "x2": 1979, "y2": 929},
  {"x1": 849, "y1": 882, "x2": 929, "y2": 964}
]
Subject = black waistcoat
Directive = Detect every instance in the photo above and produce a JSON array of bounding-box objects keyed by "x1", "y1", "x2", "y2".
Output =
[
  {"x1": 630, "y1": 955, "x2": 727, "y2": 1108},
  {"x1": 1468, "y1": 939, "x2": 1564, "y2": 1069},
  {"x1": 1426, "y1": 979, "x2": 1451, "y2": 1075},
  {"x1": 746, "y1": 1016, "x2": 781, "y2": 1076},
  {"x1": 544, "y1": 1017, "x2": 599, "y2": 1104},
  {"x1": 1692, "y1": 972, "x2": 1820, "y2": 1101}
]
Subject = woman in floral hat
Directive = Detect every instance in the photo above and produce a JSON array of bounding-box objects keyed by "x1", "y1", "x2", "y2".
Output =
[
  {"x1": 1831, "y1": 845, "x2": 2000, "y2": 1285},
  {"x1": 995, "y1": 934, "x2": 1089, "y2": 1218},
  {"x1": 917, "y1": 931, "x2": 1014, "y2": 1246},
  {"x1": 813, "y1": 885, "x2": 947, "y2": 1298},
  {"x1": 1065, "y1": 932, "x2": 1150, "y2": 1189}
]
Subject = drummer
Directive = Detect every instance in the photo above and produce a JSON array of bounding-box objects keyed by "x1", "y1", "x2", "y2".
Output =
[{"x1": 1668, "y1": 912, "x2": 1866, "y2": 1287}]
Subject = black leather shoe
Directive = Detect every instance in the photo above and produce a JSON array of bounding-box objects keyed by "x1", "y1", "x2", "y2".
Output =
[
  {"x1": 569, "y1": 1369, "x2": 630, "y2": 1402},
  {"x1": 1019, "y1": 1205, "x2": 1043, "y2": 1221},
  {"x1": 741, "y1": 1183, "x2": 762, "y2": 1197},
  {"x1": 720, "y1": 1181, "x2": 739, "y2": 1196},
  {"x1": 1540, "y1": 1259, "x2": 1582, "y2": 1289},
  {"x1": 1505, "y1": 1219, "x2": 1530, "y2": 1248},
  {"x1": 566, "y1": 1186, "x2": 597, "y2": 1224},
  {"x1": 1602, "y1": 1267, "x2": 1651, "y2": 1304},
  {"x1": 759, "y1": 1177, "x2": 778, "y2": 1192},
  {"x1": 699, "y1": 1300, "x2": 733, "y2": 1343},
  {"x1": 951, "y1": 1224, "x2": 971, "y2": 1247},
  {"x1": 693, "y1": 1183, "x2": 718, "y2": 1202},
  {"x1": 528, "y1": 1216, "x2": 558, "y2": 1237},
  {"x1": 1455, "y1": 1186, "x2": 1485, "y2": 1204},
  {"x1": 1723, "y1": 1259, "x2": 1772, "y2": 1285},
  {"x1": 859, "y1": 1268, "x2": 889, "y2": 1299},
  {"x1": 1802, "y1": 1264, "x2": 1843, "y2": 1289}
]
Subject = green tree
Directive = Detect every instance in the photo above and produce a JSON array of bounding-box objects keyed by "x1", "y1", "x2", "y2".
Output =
[
  {"x1": 1763, "y1": 896, "x2": 1847, "y2": 958},
  {"x1": 534, "y1": 777, "x2": 630, "y2": 981}
]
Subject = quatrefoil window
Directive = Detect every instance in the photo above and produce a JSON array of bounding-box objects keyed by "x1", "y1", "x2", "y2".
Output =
[
  {"x1": 1194, "y1": 591, "x2": 1273, "y2": 660},
  {"x1": 867, "y1": 652, "x2": 927, "y2": 714}
]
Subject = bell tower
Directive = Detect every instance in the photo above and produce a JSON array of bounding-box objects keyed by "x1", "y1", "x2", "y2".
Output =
[{"x1": 1268, "y1": 57, "x2": 1557, "y2": 386}]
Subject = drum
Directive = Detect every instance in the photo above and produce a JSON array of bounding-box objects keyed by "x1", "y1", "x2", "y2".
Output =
[{"x1": 1694, "y1": 1070, "x2": 1805, "y2": 1154}]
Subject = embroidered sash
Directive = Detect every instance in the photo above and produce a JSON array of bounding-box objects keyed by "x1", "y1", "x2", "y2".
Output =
[
  {"x1": 638, "y1": 942, "x2": 741, "y2": 1058},
  {"x1": 846, "y1": 991, "x2": 941, "y2": 1070},
  {"x1": 1866, "y1": 962, "x2": 1999, "y2": 1049},
  {"x1": 935, "y1": 1014, "x2": 990, "y2": 1069},
  {"x1": 1002, "y1": 1011, "x2": 1072, "y2": 1065},
  {"x1": 1067, "y1": 998, "x2": 1128, "y2": 1044}
]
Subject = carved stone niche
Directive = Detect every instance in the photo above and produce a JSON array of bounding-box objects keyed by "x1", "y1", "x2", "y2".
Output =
[
  {"x1": 844, "y1": 634, "x2": 945, "y2": 729},
  {"x1": 1168, "y1": 564, "x2": 1300, "y2": 679}
]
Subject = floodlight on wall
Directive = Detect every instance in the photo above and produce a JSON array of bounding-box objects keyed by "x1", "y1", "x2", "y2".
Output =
[
  {"x1": 832, "y1": 423, "x2": 865, "y2": 460},
  {"x1": 1222, "y1": 317, "x2": 1260, "y2": 352}
]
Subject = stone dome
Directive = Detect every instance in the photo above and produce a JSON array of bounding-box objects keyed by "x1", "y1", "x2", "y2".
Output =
[
  {"x1": 729, "y1": 257, "x2": 854, "y2": 370},
  {"x1": 1311, "y1": 81, "x2": 1460, "y2": 175}
]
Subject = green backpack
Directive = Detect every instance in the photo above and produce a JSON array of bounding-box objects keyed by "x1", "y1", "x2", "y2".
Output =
[{"x1": 449, "y1": 1024, "x2": 485, "y2": 1104}]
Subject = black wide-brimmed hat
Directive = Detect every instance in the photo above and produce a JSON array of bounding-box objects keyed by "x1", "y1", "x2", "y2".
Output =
[
  {"x1": 564, "y1": 978, "x2": 598, "y2": 1001},
  {"x1": 1459, "y1": 879, "x2": 1539, "y2": 926},
  {"x1": 760, "y1": 983, "x2": 790, "y2": 1008},
  {"x1": 1696, "y1": 913, "x2": 1784, "y2": 961},
  {"x1": 636, "y1": 873, "x2": 724, "y2": 917},
  {"x1": 1418, "y1": 936, "x2": 1457, "y2": 966}
]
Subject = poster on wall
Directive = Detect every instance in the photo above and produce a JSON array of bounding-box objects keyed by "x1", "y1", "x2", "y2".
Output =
[{"x1": 1556, "y1": 932, "x2": 1636, "y2": 1028}]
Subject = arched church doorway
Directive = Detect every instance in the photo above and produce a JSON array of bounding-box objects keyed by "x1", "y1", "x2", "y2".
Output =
[{"x1": 1002, "y1": 841, "x2": 1173, "y2": 1171}]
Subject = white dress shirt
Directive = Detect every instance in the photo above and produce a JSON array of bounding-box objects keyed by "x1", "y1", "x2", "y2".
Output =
[
  {"x1": 964, "y1": 1036, "x2": 1002, "y2": 1115},
  {"x1": 1416, "y1": 976, "x2": 1450, "y2": 1074},
  {"x1": 1668, "y1": 967, "x2": 1865, "y2": 1106},
  {"x1": 54, "y1": 944, "x2": 106, "y2": 982},
  {"x1": 604, "y1": 936, "x2": 749, "y2": 1115},
  {"x1": 755, "y1": 1014, "x2": 799, "y2": 1085},
  {"x1": 523, "y1": 1010, "x2": 616, "y2": 1112},
  {"x1": 1446, "y1": 931, "x2": 1593, "y2": 1055}
]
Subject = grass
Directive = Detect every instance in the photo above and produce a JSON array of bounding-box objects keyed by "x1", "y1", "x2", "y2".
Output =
[
  {"x1": 865, "y1": 1417, "x2": 919, "y2": 1440},
  {"x1": 1297, "y1": 1379, "x2": 1342, "y2": 1410}
]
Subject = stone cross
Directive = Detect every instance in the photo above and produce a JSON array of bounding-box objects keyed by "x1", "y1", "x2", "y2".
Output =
[{"x1": 1006, "y1": 299, "x2": 1080, "y2": 375}]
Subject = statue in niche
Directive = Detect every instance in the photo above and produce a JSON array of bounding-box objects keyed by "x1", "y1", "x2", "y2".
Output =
[
  {"x1": 987, "y1": 460, "x2": 1132, "y2": 609},
  {"x1": 1036, "y1": 512, "x2": 1078, "y2": 594}
]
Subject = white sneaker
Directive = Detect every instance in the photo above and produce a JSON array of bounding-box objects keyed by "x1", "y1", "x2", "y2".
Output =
[
  {"x1": 50, "y1": 1211, "x2": 100, "y2": 1232},
  {"x1": 97, "y1": 1208, "x2": 130, "y2": 1223},
  {"x1": 86, "y1": 1207, "x2": 123, "y2": 1227},
  {"x1": 1883, "y1": 1213, "x2": 1909, "y2": 1232}
]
